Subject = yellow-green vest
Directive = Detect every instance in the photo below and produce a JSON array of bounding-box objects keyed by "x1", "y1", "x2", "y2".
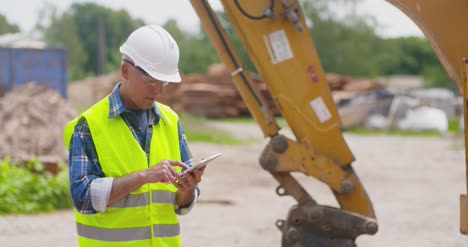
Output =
[{"x1": 64, "y1": 97, "x2": 182, "y2": 247}]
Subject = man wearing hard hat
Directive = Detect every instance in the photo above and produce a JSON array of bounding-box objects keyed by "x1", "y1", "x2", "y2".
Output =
[{"x1": 64, "y1": 25, "x2": 203, "y2": 247}]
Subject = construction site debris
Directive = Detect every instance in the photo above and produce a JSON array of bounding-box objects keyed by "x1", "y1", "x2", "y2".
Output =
[
  {"x1": 0, "y1": 83, "x2": 77, "y2": 163},
  {"x1": 68, "y1": 72, "x2": 121, "y2": 111},
  {"x1": 158, "y1": 65, "x2": 279, "y2": 118},
  {"x1": 67, "y1": 64, "x2": 385, "y2": 119},
  {"x1": 160, "y1": 65, "x2": 383, "y2": 118}
]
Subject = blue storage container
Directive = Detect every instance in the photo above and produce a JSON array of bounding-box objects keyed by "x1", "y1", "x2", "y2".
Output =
[{"x1": 0, "y1": 48, "x2": 68, "y2": 98}]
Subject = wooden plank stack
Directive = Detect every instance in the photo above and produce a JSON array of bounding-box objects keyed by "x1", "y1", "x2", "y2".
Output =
[
  {"x1": 160, "y1": 65, "x2": 384, "y2": 118},
  {"x1": 66, "y1": 64, "x2": 385, "y2": 119},
  {"x1": 158, "y1": 64, "x2": 278, "y2": 118}
]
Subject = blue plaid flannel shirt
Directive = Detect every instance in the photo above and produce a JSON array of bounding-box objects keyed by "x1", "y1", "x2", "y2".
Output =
[{"x1": 68, "y1": 83, "x2": 195, "y2": 214}]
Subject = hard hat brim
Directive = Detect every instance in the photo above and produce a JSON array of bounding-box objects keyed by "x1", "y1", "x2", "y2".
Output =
[
  {"x1": 120, "y1": 46, "x2": 181, "y2": 83},
  {"x1": 145, "y1": 68, "x2": 182, "y2": 83}
]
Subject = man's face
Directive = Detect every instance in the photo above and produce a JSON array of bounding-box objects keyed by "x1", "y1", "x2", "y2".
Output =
[{"x1": 122, "y1": 60, "x2": 169, "y2": 110}]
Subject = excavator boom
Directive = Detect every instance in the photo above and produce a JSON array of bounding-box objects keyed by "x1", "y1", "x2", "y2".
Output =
[{"x1": 190, "y1": 0, "x2": 468, "y2": 244}]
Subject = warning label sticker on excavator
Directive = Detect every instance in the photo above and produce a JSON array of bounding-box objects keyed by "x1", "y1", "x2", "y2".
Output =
[
  {"x1": 310, "y1": 97, "x2": 332, "y2": 123},
  {"x1": 264, "y1": 29, "x2": 293, "y2": 64}
]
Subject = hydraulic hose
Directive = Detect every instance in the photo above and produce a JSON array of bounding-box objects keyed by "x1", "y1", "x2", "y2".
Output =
[{"x1": 234, "y1": 0, "x2": 274, "y2": 20}]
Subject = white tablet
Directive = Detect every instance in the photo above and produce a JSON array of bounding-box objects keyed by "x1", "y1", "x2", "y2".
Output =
[{"x1": 183, "y1": 153, "x2": 222, "y2": 174}]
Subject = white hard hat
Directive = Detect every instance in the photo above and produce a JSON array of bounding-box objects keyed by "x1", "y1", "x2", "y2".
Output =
[{"x1": 120, "y1": 24, "x2": 181, "y2": 83}]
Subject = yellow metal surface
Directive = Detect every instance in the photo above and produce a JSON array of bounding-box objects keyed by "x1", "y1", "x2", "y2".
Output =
[
  {"x1": 264, "y1": 136, "x2": 348, "y2": 192},
  {"x1": 264, "y1": 136, "x2": 375, "y2": 217},
  {"x1": 220, "y1": 0, "x2": 354, "y2": 166},
  {"x1": 461, "y1": 59, "x2": 468, "y2": 235},
  {"x1": 462, "y1": 195, "x2": 468, "y2": 234},
  {"x1": 387, "y1": 0, "x2": 468, "y2": 92},
  {"x1": 332, "y1": 169, "x2": 376, "y2": 218},
  {"x1": 190, "y1": 0, "x2": 280, "y2": 138}
]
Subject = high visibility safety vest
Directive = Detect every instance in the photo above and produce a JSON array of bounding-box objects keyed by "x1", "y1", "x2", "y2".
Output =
[{"x1": 64, "y1": 97, "x2": 182, "y2": 247}]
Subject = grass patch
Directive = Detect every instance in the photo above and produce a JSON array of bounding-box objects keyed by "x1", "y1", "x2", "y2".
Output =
[
  {"x1": 343, "y1": 128, "x2": 442, "y2": 137},
  {"x1": 185, "y1": 130, "x2": 248, "y2": 145},
  {"x1": 448, "y1": 117, "x2": 462, "y2": 134},
  {"x1": 180, "y1": 114, "x2": 250, "y2": 145}
]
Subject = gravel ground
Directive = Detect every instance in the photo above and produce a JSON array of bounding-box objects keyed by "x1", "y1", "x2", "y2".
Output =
[{"x1": 1, "y1": 122, "x2": 468, "y2": 246}]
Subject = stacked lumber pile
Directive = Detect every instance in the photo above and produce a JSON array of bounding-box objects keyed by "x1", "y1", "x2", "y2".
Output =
[
  {"x1": 326, "y1": 73, "x2": 385, "y2": 104},
  {"x1": 0, "y1": 83, "x2": 78, "y2": 163},
  {"x1": 159, "y1": 64, "x2": 278, "y2": 118},
  {"x1": 66, "y1": 64, "x2": 385, "y2": 119},
  {"x1": 161, "y1": 66, "x2": 384, "y2": 118}
]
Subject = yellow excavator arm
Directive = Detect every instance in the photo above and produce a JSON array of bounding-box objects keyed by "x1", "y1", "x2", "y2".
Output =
[{"x1": 190, "y1": 0, "x2": 468, "y2": 245}]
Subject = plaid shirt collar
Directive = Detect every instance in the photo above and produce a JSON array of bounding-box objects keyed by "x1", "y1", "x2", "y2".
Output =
[{"x1": 108, "y1": 82, "x2": 161, "y2": 125}]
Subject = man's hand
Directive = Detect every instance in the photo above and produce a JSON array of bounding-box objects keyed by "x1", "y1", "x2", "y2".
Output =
[
  {"x1": 144, "y1": 160, "x2": 189, "y2": 184},
  {"x1": 174, "y1": 166, "x2": 206, "y2": 192},
  {"x1": 174, "y1": 166, "x2": 206, "y2": 208}
]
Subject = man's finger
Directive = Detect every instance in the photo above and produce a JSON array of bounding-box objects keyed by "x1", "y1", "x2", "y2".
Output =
[
  {"x1": 198, "y1": 166, "x2": 206, "y2": 175},
  {"x1": 169, "y1": 160, "x2": 189, "y2": 170},
  {"x1": 184, "y1": 172, "x2": 195, "y2": 184},
  {"x1": 193, "y1": 170, "x2": 202, "y2": 182},
  {"x1": 165, "y1": 164, "x2": 182, "y2": 178},
  {"x1": 174, "y1": 177, "x2": 192, "y2": 191},
  {"x1": 172, "y1": 180, "x2": 183, "y2": 190},
  {"x1": 162, "y1": 173, "x2": 175, "y2": 184}
]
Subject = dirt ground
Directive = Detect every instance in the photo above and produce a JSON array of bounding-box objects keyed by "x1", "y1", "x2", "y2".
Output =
[{"x1": 1, "y1": 121, "x2": 468, "y2": 247}]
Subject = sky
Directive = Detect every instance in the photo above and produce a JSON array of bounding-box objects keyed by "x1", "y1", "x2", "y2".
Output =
[{"x1": 0, "y1": 0, "x2": 423, "y2": 38}]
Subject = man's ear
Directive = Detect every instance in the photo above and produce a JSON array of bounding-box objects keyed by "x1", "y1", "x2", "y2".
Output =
[{"x1": 121, "y1": 63, "x2": 130, "y2": 80}]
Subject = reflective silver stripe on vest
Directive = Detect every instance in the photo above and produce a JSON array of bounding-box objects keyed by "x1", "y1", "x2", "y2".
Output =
[
  {"x1": 110, "y1": 191, "x2": 176, "y2": 208},
  {"x1": 110, "y1": 193, "x2": 149, "y2": 208},
  {"x1": 152, "y1": 190, "x2": 176, "y2": 204},
  {"x1": 76, "y1": 223, "x2": 151, "y2": 242},
  {"x1": 153, "y1": 224, "x2": 180, "y2": 238}
]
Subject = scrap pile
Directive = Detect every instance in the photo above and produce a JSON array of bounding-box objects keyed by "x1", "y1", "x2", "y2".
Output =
[{"x1": 0, "y1": 83, "x2": 77, "y2": 163}]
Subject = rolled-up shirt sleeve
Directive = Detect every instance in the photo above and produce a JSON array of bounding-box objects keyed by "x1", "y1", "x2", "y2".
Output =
[
  {"x1": 90, "y1": 177, "x2": 114, "y2": 213},
  {"x1": 175, "y1": 189, "x2": 198, "y2": 215}
]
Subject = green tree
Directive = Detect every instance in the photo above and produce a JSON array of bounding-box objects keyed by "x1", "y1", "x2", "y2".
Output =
[
  {"x1": 300, "y1": 0, "x2": 452, "y2": 88},
  {"x1": 42, "y1": 9, "x2": 88, "y2": 80},
  {"x1": 379, "y1": 37, "x2": 450, "y2": 87},
  {"x1": 40, "y1": 3, "x2": 144, "y2": 80},
  {"x1": 163, "y1": 19, "x2": 220, "y2": 74},
  {"x1": 0, "y1": 14, "x2": 20, "y2": 34},
  {"x1": 389, "y1": 37, "x2": 436, "y2": 74},
  {"x1": 302, "y1": 0, "x2": 383, "y2": 77},
  {"x1": 69, "y1": 3, "x2": 145, "y2": 76},
  {"x1": 215, "y1": 11, "x2": 256, "y2": 72}
]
